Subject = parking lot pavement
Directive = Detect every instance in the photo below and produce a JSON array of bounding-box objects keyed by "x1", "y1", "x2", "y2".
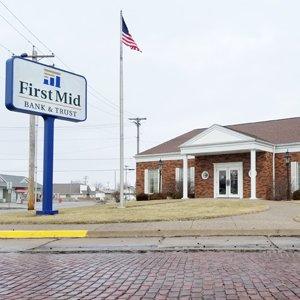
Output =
[
  {"x1": 0, "y1": 251, "x2": 299, "y2": 299},
  {"x1": 0, "y1": 200, "x2": 97, "y2": 214}
]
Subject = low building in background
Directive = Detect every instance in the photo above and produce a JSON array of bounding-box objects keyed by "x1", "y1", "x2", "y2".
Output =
[
  {"x1": 53, "y1": 183, "x2": 94, "y2": 200},
  {"x1": 0, "y1": 174, "x2": 42, "y2": 203},
  {"x1": 125, "y1": 185, "x2": 136, "y2": 201}
]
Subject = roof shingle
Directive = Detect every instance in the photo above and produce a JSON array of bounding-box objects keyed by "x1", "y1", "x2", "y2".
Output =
[{"x1": 138, "y1": 117, "x2": 300, "y2": 155}]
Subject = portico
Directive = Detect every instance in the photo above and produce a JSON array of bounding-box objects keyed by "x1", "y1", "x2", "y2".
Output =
[{"x1": 180, "y1": 125, "x2": 274, "y2": 199}]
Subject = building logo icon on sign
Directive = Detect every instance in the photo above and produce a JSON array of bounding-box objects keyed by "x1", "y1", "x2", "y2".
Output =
[{"x1": 43, "y1": 68, "x2": 61, "y2": 88}]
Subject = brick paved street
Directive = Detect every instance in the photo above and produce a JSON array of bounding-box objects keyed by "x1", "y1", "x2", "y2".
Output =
[{"x1": 0, "y1": 251, "x2": 299, "y2": 299}]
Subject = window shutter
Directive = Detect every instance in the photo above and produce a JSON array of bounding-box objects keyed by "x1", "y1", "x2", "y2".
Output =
[
  {"x1": 175, "y1": 168, "x2": 180, "y2": 182},
  {"x1": 291, "y1": 162, "x2": 298, "y2": 192},
  {"x1": 144, "y1": 169, "x2": 149, "y2": 194},
  {"x1": 189, "y1": 167, "x2": 195, "y2": 182}
]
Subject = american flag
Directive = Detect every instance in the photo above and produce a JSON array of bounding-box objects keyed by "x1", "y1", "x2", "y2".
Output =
[{"x1": 122, "y1": 16, "x2": 141, "y2": 52}]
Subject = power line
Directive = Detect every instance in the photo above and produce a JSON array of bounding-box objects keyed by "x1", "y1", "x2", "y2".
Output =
[
  {"x1": 0, "y1": 42, "x2": 14, "y2": 55},
  {"x1": 0, "y1": 157, "x2": 134, "y2": 161},
  {"x1": 0, "y1": 169, "x2": 125, "y2": 173},
  {"x1": 0, "y1": 0, "x2": 53, "y2": 54},
  {"x1": 0, "y1": 144, "x2": 121, "y2": 156},
  {"x1": 0, "y1": 12, "x2": 34, "y2": 47},
  {"x1": 0, "y1": 137, "x2": 136, "y2": 142},
  {"x1": 0, "y1": 1, "x2": 138, "y2": 119},
  {"x1": 0, "y1": 123, "x2": 124, "y2": 129},
  {"x1": 88, "y1": 85, "x2": 137, "y2": 118},
  {"x1": 0, "y1": 12, "x2": 50, "y2": 62}
]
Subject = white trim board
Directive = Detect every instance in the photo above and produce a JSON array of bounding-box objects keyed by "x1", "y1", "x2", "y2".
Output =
[
  {"x1": 181, "y1": 141, "x2": 274, "y2": 155},
  {"x1": 275, "y1": 143, "x2": 300, "y2": 153},
  {"x1": 135, "y1": 143, "x2": 300, "y2": 163},
  {"x1": 135, "y1": 153, "x2": 194, "y2": 163}
]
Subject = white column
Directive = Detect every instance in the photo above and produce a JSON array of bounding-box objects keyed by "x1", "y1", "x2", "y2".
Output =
[
  {"x1": 182, "y1": 155, "x2": 189, "y2": 199},
  {"x1": 250, "y1": 149, "x2": 256, "y2": 199}
]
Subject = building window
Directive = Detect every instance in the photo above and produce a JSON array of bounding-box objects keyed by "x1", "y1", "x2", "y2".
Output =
[
  {"x1": 175, "y1": 167, "x2": 195, "y2": 194},
  {"x1": 297, "y1": 163, "x2": 300, "y2": 190},
  {"x1": 291, "y1": 161, "x2": 300, "y2": 192},
  {"x1": 148, "y1": 169, "x2": 159, "y2": 194}
]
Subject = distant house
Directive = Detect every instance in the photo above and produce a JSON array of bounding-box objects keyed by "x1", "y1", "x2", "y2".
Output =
[
  {"x1": 53, "y1": 183, "x2": 94, "y2": 200},
  {"x1": 0, "y1": 174, "x2": 42, "y2": 203},
  {"x1": 95, "y1": 188, "x2": 116, "y2": 201}
]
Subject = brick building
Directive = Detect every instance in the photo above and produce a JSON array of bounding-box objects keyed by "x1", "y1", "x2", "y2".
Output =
[{"x1": 135, "y1": 117, "x2": 300, "y2": 200}]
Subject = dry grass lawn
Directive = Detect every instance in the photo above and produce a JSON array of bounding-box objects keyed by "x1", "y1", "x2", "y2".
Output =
[{"x1": 0, "y1": 199, "x2": 269, "y2": 224}]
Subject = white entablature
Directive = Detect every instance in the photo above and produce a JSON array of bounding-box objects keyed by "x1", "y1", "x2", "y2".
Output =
[
  {"x1": 181, "y1": 124, "x2": 254, "y2": 146},
  {"x1": 180, "y1": 124, "x2": 274, "y2": 155}
]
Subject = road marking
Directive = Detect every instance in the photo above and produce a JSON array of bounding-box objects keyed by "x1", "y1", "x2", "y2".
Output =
[{"x1": 0, "y1": 230, "x2": 87, "y2": 239}]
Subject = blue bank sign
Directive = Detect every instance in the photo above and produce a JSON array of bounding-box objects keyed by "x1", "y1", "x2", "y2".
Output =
[
  {"x1": 6, "y1": 57, "x2": 87, "y2": 122},
  {"x1": 5, "y1": 57, "x2": 87, "y2": 215}
]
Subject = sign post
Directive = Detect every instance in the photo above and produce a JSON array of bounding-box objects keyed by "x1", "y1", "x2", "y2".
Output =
[
  {"x1": 38, "y1": 116, "x2": 56, "y2": 215},
  {"x1": 5, "y1": 56, "x2": 87, "y2": 215}
]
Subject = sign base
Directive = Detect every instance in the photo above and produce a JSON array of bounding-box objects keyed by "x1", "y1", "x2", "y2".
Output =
[{"x1": 36, "y1": 210, "x2": 58, "y2": 216}]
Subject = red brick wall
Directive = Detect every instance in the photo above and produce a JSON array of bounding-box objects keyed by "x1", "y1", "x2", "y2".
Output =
[
  {"x1": 136, "y1": 152, "x2": 300, "y2": 199},
  {"x1": 275, "y1": 152, "x2": 300, "y2": 198},
  {"x1": 136, "y1": 159, "x2": 194, "y2": 194},
  {"x1": 194, "y1": 152, "x2": 273, "y2": 199}
]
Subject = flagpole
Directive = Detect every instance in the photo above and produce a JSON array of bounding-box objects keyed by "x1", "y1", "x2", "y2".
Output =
[{"x1": 119, "y1": 10, "x2": 125, "y2": 208}]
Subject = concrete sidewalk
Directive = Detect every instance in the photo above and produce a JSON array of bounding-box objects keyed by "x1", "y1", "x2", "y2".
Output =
[{"x1": 0, "y1": 201, "x2": 299, "y2": 237}]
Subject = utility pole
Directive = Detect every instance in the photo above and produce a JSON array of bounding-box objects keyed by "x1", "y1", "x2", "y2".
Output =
[
  {"x1": 34, "y1": 117, "x2": 39, "y2": 203},
  {"x1": 114, "y1": 170, "x2": 117, "y2": 191},
  {"x1": 129, "y1": 117, "x2": 146, "y2": 154},
  {"x1": 24, "y1": 47, "x2": 55, "y2": 210},
  {"x1": 27, "y1": 46, "x2": 37, "y2": 210}
]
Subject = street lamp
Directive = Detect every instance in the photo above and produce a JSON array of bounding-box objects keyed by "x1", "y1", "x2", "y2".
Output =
[
  {"x1": 158, "y1": 159, "x2": 163, "y2": 193},
  {"x1": 285, "y1": 150, "x2": 291, "y2": 200}
]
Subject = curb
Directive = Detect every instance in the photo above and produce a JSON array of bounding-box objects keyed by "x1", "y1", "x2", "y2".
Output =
[
  {"x1": 0, "y1": 230, "x2": 87, "y2": 239},
  {"x1": 87, "y1": 229, "x2": 300, "y2": 238},
  {"x1": 0, "y1": 229, "x2": 299, "y2": 239}
]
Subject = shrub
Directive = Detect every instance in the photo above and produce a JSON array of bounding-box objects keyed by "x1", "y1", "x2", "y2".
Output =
[
  {"x1": 292, "y1": 189, "x2": 300, "y2": 200},
  {"x1": 171, "y1": 191, "x2": 182, "y2": 199},
  {"x1": 150, "y1": 193, "x2": 167, "y2": 200},
  {"x1": 267, "y1": 179, "x2": 292, "y2": 200},
  {"x1": 112, "y1": 191, "x2": 120, "y2": 203},
  {"x1": 136, "y1": 193, "x2": 149, "y2": 201}
]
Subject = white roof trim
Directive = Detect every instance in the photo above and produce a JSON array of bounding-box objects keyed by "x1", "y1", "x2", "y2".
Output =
[
  {"x1": 181, "y1": 140, "x2": 274, "y2": 155},
  {"x1": 135, "y1": 152, "x2": 194, "y2": 163},
  {"x1": 135, "y1": 151, "x2": 180, "y2": 159},
  {"x1": 275, "y1": 143, "x2": 300, "y2": 153},
  {"x1": 180, "y1": 124, "x2": 255, "y2": 148},
  {"x1": 134, "y1": 141, "x2": 300, "y2": 162}
]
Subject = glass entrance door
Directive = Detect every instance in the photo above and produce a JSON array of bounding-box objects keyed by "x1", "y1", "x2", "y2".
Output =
[
  {"x1": 217, "y1": 167, "x2": 241, "y2": 198},
  {"x1": 229, "y1": 168, "x2": 239, "y2": 197},
  {"x1": 218, "y1": 169, "x2": 227, "y2": 196}
]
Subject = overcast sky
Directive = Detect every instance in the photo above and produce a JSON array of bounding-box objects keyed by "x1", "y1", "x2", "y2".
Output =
[{"x1": 0, "y1": 0, "x2": 299, "y2": 187}]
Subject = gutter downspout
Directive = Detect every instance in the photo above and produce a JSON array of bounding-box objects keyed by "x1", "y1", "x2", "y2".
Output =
[{"x1": 272, "y1": 145, "x2": 276, "y2": 199}]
